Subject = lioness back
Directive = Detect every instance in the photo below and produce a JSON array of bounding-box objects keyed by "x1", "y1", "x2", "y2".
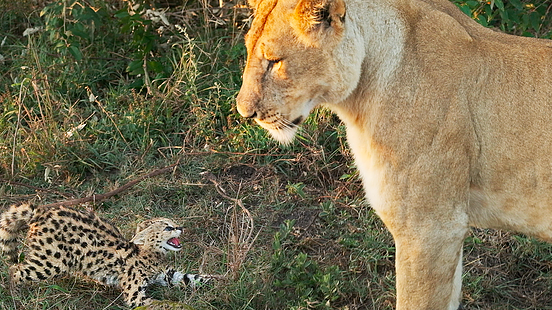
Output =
[{"x1": 236, "y1": 0, "x2": 552, "y2": 308}]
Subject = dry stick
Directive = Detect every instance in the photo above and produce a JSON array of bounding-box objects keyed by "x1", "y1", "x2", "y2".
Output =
[
  {"x1": 0, "y1": 178, "x2": 73, "y2": 199},
  {"x1": 11, "y1": 81, "x2": 26, "y2": 176},
  {"x1": 40, "y1": 163, "x2": 178, "y2": 208},
  {"x1": 162, "y1": 147, "x2": 300, "y2": 157},
  {"x1": 200, "y1": 172, "x2": 253, "y2": 219},
  {"x1": 201, "y1": 172, "x2": 260, "y2": 279}
]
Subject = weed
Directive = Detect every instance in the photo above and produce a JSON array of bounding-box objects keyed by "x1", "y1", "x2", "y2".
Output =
[
  {"x1": 270, "y1": 220, "x2": 344, "y2": 309},
  {"x1": 453, "y1": 0, "x2": 552, "y2": 38}
]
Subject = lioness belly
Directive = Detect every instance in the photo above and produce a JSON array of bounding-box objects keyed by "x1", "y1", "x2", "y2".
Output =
[{"x1": 468, "y1": 188, "x2": 552, "y2": 241}]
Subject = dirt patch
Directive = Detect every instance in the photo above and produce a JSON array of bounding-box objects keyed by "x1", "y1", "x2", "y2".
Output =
[
  {"x1": 272, "y1": 208, "x2": 320, "y2": 231},
  {"x1": 224, "y1": 164, "x2": 257, "y2": 181}
]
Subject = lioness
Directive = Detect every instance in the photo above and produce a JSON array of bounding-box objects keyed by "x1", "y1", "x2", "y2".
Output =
[{"x1": 236, "y1": 0, "x2": 552, "y2": 308}]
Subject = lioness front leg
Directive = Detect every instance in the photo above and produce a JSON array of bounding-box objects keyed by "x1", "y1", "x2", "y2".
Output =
[
  {"x1": 395, "y1": 231, "x2": 464, "y2": 309},
  {"x1": 380, "y1": 205, "x2": 468, "y2": 310}
]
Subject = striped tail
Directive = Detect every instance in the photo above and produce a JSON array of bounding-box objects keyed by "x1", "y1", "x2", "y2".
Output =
[{"x1": 0, "y1": 203, "x2": 36, "y2": 263}]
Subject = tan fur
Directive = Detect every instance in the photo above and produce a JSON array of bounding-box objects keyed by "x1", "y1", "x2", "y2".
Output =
[{"x1": 236, "y1": 0, "x2": 552, "y2": 308}]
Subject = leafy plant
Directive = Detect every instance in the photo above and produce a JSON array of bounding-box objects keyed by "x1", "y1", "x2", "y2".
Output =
[
  {"x1": 41, "y1": 0, "x2": 108, "y2": 60},
  {"x1": 271, "y1": 220, "x2": 343, "y2": 309},
  {"x1": 286, "y1": 182, "x2": 307, "y2": 199},
  {"x1": 454, "y1": 0, "x2": 552, "y2": 38},
  {"x1": 115, "y1": 3, "x2": 172, "y2": 90}
]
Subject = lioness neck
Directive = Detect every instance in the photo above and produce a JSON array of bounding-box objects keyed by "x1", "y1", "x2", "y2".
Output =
[{"x1": 326, "y1": 0, "x2": 409, "y2": 122}]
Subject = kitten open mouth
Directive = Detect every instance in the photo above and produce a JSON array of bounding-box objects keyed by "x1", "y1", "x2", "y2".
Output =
[{"x1": 167, "y1": 237, "x2": 182, "y2": 249}]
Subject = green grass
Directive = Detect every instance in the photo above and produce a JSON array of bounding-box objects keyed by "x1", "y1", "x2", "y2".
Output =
[{"x1": 1, "y1": 0, "x2": 552, "y2": 309}]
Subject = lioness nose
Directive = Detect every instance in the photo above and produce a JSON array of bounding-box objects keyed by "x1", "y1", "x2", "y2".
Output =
[
  {"x1": 240, "y1": 110, "x2": 257, "y2": 119},
  {"x1": 236, "y1": 92, "x2": 258, "y2": 119}
]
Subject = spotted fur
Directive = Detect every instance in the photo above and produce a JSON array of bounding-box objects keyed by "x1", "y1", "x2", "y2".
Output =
[{"x1": 0, "y1": 203, "x2": 209, "y2": 307}]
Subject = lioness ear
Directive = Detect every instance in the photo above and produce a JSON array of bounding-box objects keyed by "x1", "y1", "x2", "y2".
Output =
[
  {"x1": 292, "y1": 0, "x2": 346, "y2": 47},
  {"x1": 247, "y1": 0, "x2": 260, "y2": 10},
  {"x1": 247, "y1": 0, "x2": 275, "y2": 13}
]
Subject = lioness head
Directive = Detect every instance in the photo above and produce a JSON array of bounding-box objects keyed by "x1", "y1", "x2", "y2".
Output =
[{"x1": 237, "y1": 0, "x2": 363, "y2": 144}]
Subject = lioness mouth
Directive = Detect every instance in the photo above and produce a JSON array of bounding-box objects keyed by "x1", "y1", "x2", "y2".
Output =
[
  {"x1": 167, "y1": 237, "x2": 182, "y2": 249},
  {"x1": 291, "y1": 116, "x2": 303, "y2": 125}
]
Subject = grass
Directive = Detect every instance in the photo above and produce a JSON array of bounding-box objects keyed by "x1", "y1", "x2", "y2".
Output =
[{"x1": 1, "y1": 0, "x2": 552, "y2": 309}]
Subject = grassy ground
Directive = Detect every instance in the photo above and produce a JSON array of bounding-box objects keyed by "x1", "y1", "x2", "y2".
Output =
[{"x1": 1, "y1": 0, "x2": 552, "y2": 309}]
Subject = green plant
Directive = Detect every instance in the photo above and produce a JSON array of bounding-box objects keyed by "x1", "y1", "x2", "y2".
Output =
[
  {"x1": 453, "y1": 0, "x2": 552, "y2": 38},
  {"x1": 115, "y1": 3, "x2": 172, "y2": 90},
  {"x1": 271, "y1": 220, "x2": 344, "y2": 309},
  {"x1": 286, "y1": 182, "x2": 307, "y2": 199},
  {"x1": 41, "y1": 0, "x2": 108, "y2": 60}
]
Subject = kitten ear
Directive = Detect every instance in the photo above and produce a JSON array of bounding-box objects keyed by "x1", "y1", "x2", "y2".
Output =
[
  {"x1": 292, "y1": 0, "x2": 346, "y2": 47},
  {"x1": 135, "y1": 220, "x2": 152, "y2": 235},
  {"x1": 131, "y1": 228, "x2": 149, "y2": 245}
]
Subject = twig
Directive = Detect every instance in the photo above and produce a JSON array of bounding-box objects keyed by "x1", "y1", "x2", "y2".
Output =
[
  {"x1": 201, "y1": 172, "x2": 233, "y2": 201},
  {"x1": 0, "y1": 178, "x2": 73, "y2": 199},
  {"x1": 158, "y1": 147, "x2": 300, "y2": 158},
  {"x1": 201, "y1": 172, "x2": 254, "y2": 223},
  {"x1": 11, "y1": 80, "x2": 26, "y2": 176},
  {"x1": 142, "y1": 55, "x2": 154, "y2": 96},
  {"x1": 201, "y1": 171, "x2": 260, "y2": 280},
  {"x1": 40, "y1": 163, "x2": 178, "y2": 208}
]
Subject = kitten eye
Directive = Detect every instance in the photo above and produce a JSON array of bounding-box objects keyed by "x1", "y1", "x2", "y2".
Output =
[{"x1": 164, "y1": 226, "x2": 174, "y2": 231}]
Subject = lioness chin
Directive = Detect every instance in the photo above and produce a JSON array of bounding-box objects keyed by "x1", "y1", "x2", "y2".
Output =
[{"x1": 236, "y1": 0, "x2": 552, "y2": 308}]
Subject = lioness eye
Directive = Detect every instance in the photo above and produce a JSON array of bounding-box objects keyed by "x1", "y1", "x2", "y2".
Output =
[{"x1": 267, "y1": 58, "x2": 282, "y2": 72}]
